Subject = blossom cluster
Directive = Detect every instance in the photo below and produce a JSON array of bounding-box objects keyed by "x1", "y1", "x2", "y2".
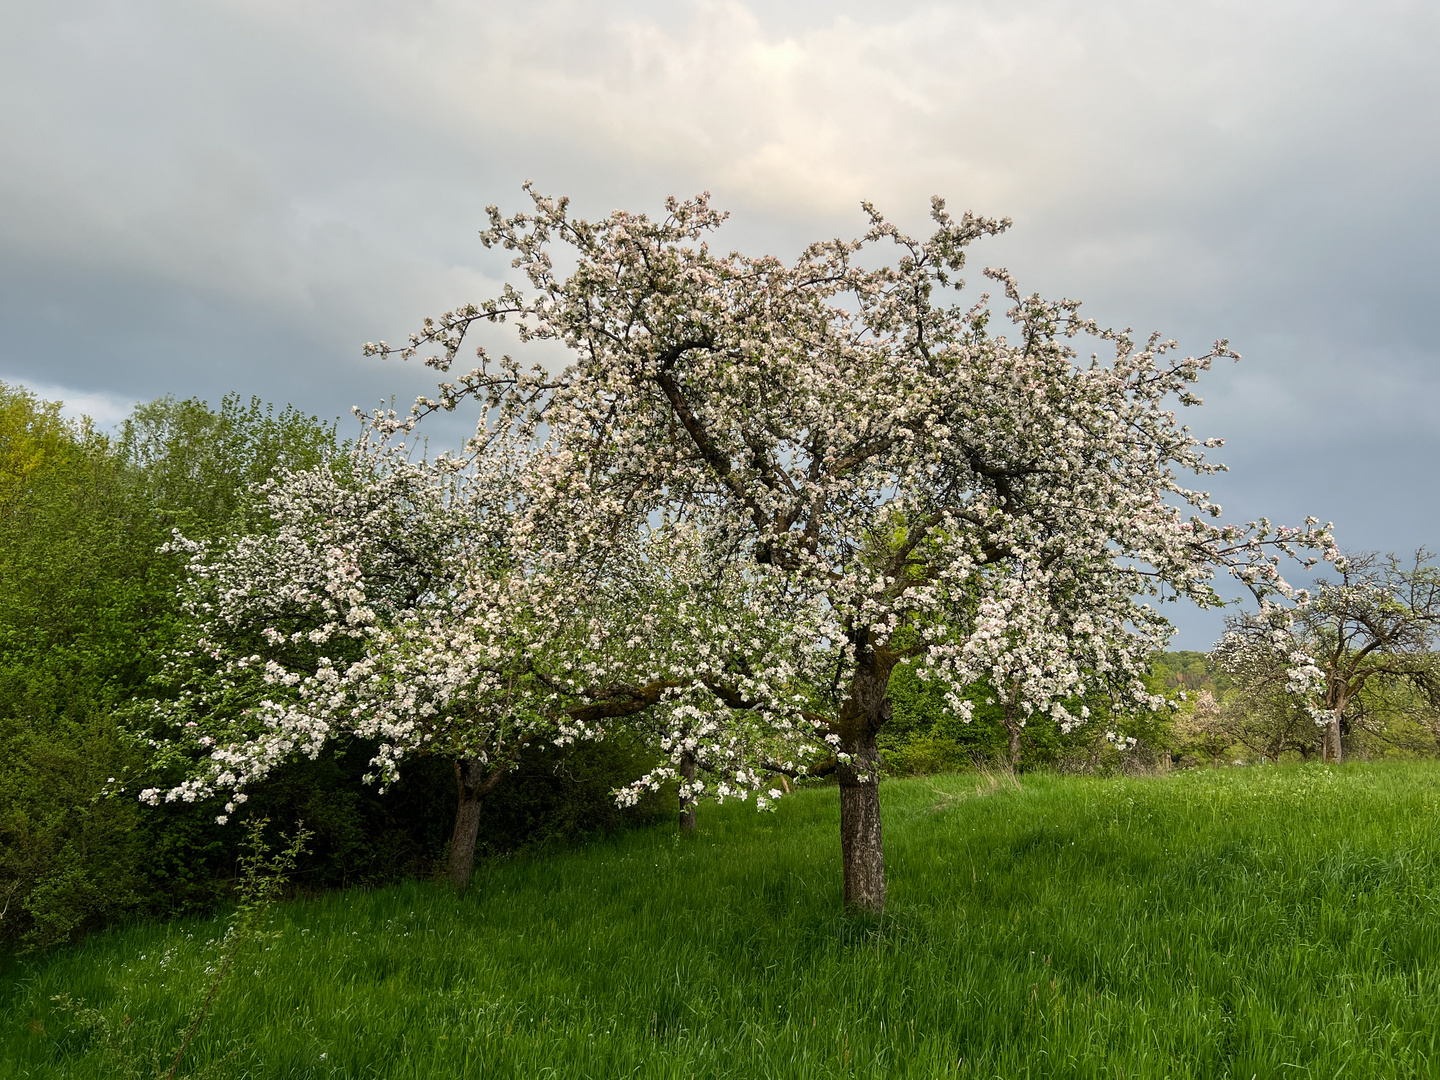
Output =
[
  {"x1": 367, "y1": 188, "x2": 1337, "y2": 754},
  {"x1": 150, "y1": 188, "x2": 1339, "y2": 821},
  {"x1": 142, "y1": 426, "x2": 830, "y2": 818}
]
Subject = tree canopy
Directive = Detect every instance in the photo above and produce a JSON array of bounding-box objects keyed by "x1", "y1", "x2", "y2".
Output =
[{"x1": 355, "y1": 189, "x2": 1337, "y2": 909}]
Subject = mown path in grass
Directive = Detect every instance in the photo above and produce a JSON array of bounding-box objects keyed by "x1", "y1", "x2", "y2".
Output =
[{"x1": 8, "y1": 762, "x2": 1440, "y2": 1078}]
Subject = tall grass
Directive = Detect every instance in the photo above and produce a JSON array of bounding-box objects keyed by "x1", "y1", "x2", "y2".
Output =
[{"x1": 7, "y1": 761, "x2": 1440, "y2": 1078}]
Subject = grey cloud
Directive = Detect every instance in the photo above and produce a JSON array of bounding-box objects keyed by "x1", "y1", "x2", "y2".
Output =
[{"x1": 3, "y1": 0, "x2": 1438, "y2": 647}]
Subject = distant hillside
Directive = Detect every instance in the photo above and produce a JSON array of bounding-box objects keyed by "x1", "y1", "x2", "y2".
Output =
[{"x1": 1150, "y1": 650, "x2": 1233, "y2": 700}]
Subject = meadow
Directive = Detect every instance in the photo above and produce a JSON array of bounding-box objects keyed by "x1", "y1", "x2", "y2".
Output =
[{"x1": 6, "y1": 761, "x2": 1440, "y2": 1079}]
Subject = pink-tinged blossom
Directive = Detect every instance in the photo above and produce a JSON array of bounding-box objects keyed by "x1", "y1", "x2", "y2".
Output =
[{"x1": 358, "y1": 188, "x2": 1337, "y2": 909}]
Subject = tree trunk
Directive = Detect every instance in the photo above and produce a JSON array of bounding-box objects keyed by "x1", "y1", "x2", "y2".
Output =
[
  {"x1": 449, "y1": 757, "x2": 504, "y2": 893},
  {"x1": 1003, "y1": 710, "x2": 1022, "y2": 776},
  {"x1": 838, "y1": 727, "x2": 885, "y2": 912},
  {"x1": 836, "y1": 647, "x2": 895, "y2": 914},
  {"x1": 1323, "y1": 715, "x2": 1343, "y2": 764},
  {"x1": 679, "y1": 750, "x2": 696, "y2": 833}
]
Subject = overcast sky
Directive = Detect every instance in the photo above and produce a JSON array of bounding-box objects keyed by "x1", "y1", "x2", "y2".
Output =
[{"x1": 5, "y1": 0, "x2": 1439, "y2": 647}]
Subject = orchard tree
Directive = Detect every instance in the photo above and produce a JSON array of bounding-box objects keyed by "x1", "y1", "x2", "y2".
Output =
[
  {"x1": 143, "y1": 423, "x2": 823, "y2": 890},
  {"x1": 1219, "y1": 550, "x2": 1440, "y2": 762},
  {"x1": 1175, "y1": 690, "x2": 1233, "y2": 767},
  {"x1": 367, "y1": 187, "x2": 1336, "y2": 911},
  {"x1": 950, "y1": 562, "x2": 1171, "y2": 775},
  {"x1": 143, "y1": 428, "x2": 550, "y2": 890},
  {"x1": 1208, "y1": 616, "x2": 1324, "y2": 762}
]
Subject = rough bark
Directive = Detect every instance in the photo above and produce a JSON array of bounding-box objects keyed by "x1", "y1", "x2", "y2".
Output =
[
  {"x1": 1003, "y1": 713, "x2": 1023, "y2": 776},
  {"x1": 449, "y1": 757, "x2": 505, "y2": 893},
  {"x1": 679, "y1": 750, "x2": 697, "y2": 833},
  {"x1": 1323, "y1": 714, "x2": 1344, "y2": 764},
  {"x1": 836, "y1": 646, "x2": 895, "y2": 913},
  {"x1": 838, "y1": 727, "x2": 885, "y2": 912}
]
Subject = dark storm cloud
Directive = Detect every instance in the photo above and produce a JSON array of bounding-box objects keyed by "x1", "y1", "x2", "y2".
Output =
[{"x1": 3, "y1": 0, "x2": 1438, "y2": 646}]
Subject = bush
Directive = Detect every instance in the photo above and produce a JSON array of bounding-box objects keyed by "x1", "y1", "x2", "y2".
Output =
[
  {"x1": 124, "y1": 736, "x2": 668, "y2": 925},
  {"x1": 880, "y1": 734, "x2": 978, "y2": 777},
  {"x1": 472, "y1": 736, "x2": 674, "y2": 861},
  {"x1": 0, "y1": 384, "x2": 677, "y2": 951}
]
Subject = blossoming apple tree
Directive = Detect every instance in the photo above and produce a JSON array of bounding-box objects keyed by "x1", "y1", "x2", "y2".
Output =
[
  {"x1": 1218, "y1": 550, "x2": 1440, "y2": 762},
  {"x1": 367, "y1": 187, "x2": 1338, "y2": 911},
  {"x1": 142, "y1": 421, "x2": 825, "y2": 891}
]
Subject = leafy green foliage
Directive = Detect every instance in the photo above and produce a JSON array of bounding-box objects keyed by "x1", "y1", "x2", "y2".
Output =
[
  {"x1": 117, "y1": 395, "x2": 343, "y2": 542},
  {"x1": 878, "y1": 659, "x2": 1174, "y2": 775},
  {"x1": 47, "y1": 816, "x2": 310, "y2": 1080},
  {"x1": 878, "y1": 663, "x2": 1006, "y2": 773},
  {"x1": 1147, "y1": 649, "x2": 1231, "y2": 699},
  {"x1": 470, "y1": 736, "x2": 674, "y2": 860},
  {"x1": 0, "y1": 380, "x2": 675, "y2": 951},
  {"x1": 0, "y1": 386, "x2": 344, "y2": 949}
]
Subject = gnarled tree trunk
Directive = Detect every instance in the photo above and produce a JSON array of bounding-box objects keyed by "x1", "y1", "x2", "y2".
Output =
[
  {"x1": 1323, "y1": 715, "x2": 1343, "y2": 763},
  {"x1": 838, "y1": 727, "x2": 885, "y2": 911},
  {"x1": 1322, "y1": 686, "x2": 1352, "y2": 764},
  {"x1": 837, "y1": 641, "x2": 896, "y2": 913},
  {"x1": 449, "y1": 757, "x2": 506, "y2": 893},
  {"x1": 1323, "y1": 695, "x2": 1347, "y2": 764},
  {"x1": 1002, "y1": 707, "x2": 1023, "y2": 776}
]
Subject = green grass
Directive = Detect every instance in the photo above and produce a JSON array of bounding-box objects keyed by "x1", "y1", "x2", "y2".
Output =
[{"x1": 8, "y1": 762, "x2": 1440, "y2": 1078}]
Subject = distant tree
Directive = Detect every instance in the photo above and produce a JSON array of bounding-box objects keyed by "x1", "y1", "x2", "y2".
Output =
[
  {"x1": 1172, "y1": 690, "x2": 1231, "y2": 767},
  {"x1": 1368, "y1": 681, "x2": 1440, "y2": 755},
  {"x1": 118, "y1": 394, "x2": 344, "y2": 539},
  {"x1": 1218, "y1": 551, "x2": 1440, "y2": 762},
  {"x1": 0, "y1": 382, "x2": 76, "y2": 506},
  {"x1": 1150, "y1": 651, "x2": 1232, "y2": 700},
  {"x1": 1198, "y1": 648, "x2": 1317, "y2": 763},
  {"x1": 1303, "y1": 551, "x2": 1440, "y2": 761}
]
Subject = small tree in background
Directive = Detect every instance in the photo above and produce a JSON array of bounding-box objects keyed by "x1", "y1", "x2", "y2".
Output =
[
  {"x1": 143, "y1": 427, "x2": 588, "y2": 892},
  {"x1": 1219, "y1": 551, "x2": 1440, "y2": 763},
  {"x1": 1177, "y1": 691, "x2": 1231, "y2": 767},
  {"x1": 1303, "y1": 551, "x2": 1440, "y2": 761},
  {"x1": 1210, "y1": 643, "x2": 1322, "y2": 762}
]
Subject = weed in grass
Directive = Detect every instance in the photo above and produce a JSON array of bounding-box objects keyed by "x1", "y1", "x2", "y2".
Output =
[{"x1": 44, "y1": 817, "x2": 309, "y2": 1080}]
